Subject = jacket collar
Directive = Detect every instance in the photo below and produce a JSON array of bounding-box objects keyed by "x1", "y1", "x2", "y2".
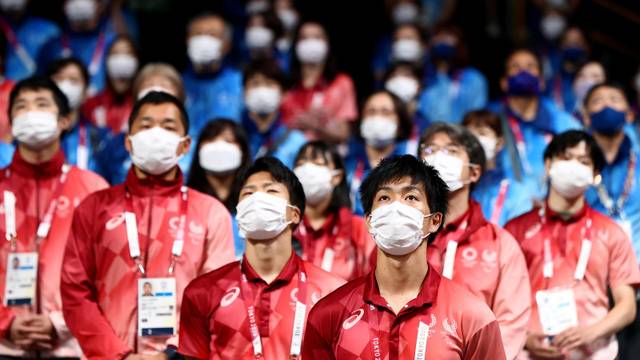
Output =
[
  {"x1": 9, "y1": 149, "x2": 65, "y2": 179},
  {"x1": 434, "y1": 200, "x2": 488, "y2": 247},
  {"x1": 241, "y1": 251, "x2": 301, "y2": 287},
  {"x1": 363, "y1": 263, "x2": 441, "y2": 311},
  {"x1": 124, "y1": 167, "x2": 184, "y2": 197}
]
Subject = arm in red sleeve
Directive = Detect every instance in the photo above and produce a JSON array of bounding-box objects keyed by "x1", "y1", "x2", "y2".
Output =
[
  {"x1": 301, "y1": 301, "x2": 337, "y2": 360},
  {"x1": 178, "y1": 282, "x2": 215, "y2": 359},
  {"x1": 463, "y1": 320, "x2": 507, "y2": 360},
  {"x1": 493, "y1": 229, "x2": 531, "y2": 359},
  {"x1": 201, "y1": 206, "x2": 235, "y2": 273},
  {"x1": 332, "y1": 75, "x2": 358, "y2": 122},
  {"x1": 61, "y1": 198, "x2": 132, "y2": 360}
]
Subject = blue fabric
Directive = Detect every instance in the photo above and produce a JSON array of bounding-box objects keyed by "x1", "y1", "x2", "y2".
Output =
[
  {"x1": 487, "y1": 97, "x2": 581, "y2": 198},
  {"x1": 472, "y1": 166, "x2": 536, "y2": 226},
  {"x1": 586, "y1": 136, "x2": 640, "y2": 260},
  {"x1": 3, "y1": 16, "x2": 61, "y2": 81},
  {"x1": 345, "y1": 139, "x2": 411, "y2": 216},
  {"x1": 60, "y1": 121, "x2": 109, "y2": 175},
  {"x1": 417, "y1": 67, "x2": 488, "y2": 124},
  {"x1": 546, "y1": 73, "x2": 576, "y2": 112},
  {"x1": 241, "y1": 112, "x2": 307, "y2": 168},
  {"x1": 92, "y1": 131, "x2": 131, "y2": 185},
  {"x1": 0, "y1": 142, "x2": 15, "y2": 168},
  {"x1": 231, "y1": 214, "x2": 245, "y2": 259}
]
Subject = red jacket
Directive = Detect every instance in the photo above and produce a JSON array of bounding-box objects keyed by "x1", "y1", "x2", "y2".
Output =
[
  {"x1": 0, "y1": 150, "x2": 108, "y2": 357},
  {"x1": 61, "y1": 168, "x2": 235, "y2": 360},
  {"x1": 82, "y1": 88, "x2": 134, "y2": 133}
]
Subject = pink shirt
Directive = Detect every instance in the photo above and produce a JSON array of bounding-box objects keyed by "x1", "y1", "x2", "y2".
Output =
[
  {"x1": 505, "y1": 204, "x2": 640, "y2": 359},
  {"x1": 429, "y1": 201, "x2": 530, "y2": 359}
]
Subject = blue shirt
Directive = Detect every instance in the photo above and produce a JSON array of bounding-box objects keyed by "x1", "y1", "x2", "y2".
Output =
[
  {"x1": 242, "y1": 112, "x2": 307, "y2": 168},
  {"x1": 92, "y1": 131, "x2": 130, "y2": 185},
  {"x1": 0, "y1": 141, "x2": 15, "y2": 168},
  {"x1": 586, "y1": 136, "x2": 640, "y2": 260},
  {"x1": 2, "y1": 16, "x2": 60, "y2": 81},
  {"x1": 418, "y1": 67, "x2": 488, "y2": 124},
  {"x1": 472, "y1": 166, "x2": 535, "y2": 227},
  {"x1": 60, "y1": 121, "x2": 106, "y2": 174},
  {"x1": 345, "y1": 139, "x2": 411, "y2": 216},
  {"x1": 488, "y1": 97, "x2": 581, "y2": 198}
]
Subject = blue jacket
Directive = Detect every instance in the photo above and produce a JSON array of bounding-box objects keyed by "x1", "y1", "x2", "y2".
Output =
[
  {"x1": 231, "y1": 214, "x2": 245, "y2": 259},
  {"x1": 488, "y1": 97, "x2": 581, "y2": 198},
  {"x1": 472, "y1": 166, "x2": 536, "y2": 227},
  {"x1": 242, "y1": 112, "x2": 307, "y2": 168},
  {"x1": 2, "y1": 16, "x2": 60, "y2": 81},
  {"x1": 418, "y1": 67, "x2": 488, "y2": 123},
  {"x1": 60, "y1": 121, "x2": 108, "y2": 175},
  {"x1": 345, "y1": 139, "x2": 411, "y2": 216},
  {"x1": 586, "y1": 135, "x2": 640, "y2": 260},
  {"x1": 0, "y1": 141, "x2": 15, "y2": 168}
]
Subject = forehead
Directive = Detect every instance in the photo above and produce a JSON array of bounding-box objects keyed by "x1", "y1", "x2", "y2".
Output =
[
  {"x1": 190, "y1": 16, "x2": 226, "y2": 33},
  {"x1": 590, "y1": 86, "x2": 624, "y2": 100},
  {"x1": 507, "y1": 51, "x2": 539, "y2": 68},
  {"x1": 111, "y1": 39, "x2": 135, "y2": 53},
  {"x1": 300, "y1": 22, "x2": 325, "y2": 37},
  {"x1": 579, "y1": 63, "x2": 604, "y2": 76},
  {"x1": 425, "y1": 131, "x2": 455, "y2": 145},
  {"x1": 14, "y1": 88, "x2": 56, "y2": 102},
  {"x1": 395, "y1": 25, "x2": 420, "y2": 39},
  {"x1": 376, "y1": 176, "x2": 426, "y2": 194},
  {"x1": 555, "y1": 140, "x2": 588, "y2": 156},
  {"x1": 132, "y1": 102, "x2": 182, "y2": 124},
  {"x1": 243, "y1": 171, "x2": 287, "y2": 189},
  {"x1": 365, "y1": 93, "x2": 394, "y2": 108}
]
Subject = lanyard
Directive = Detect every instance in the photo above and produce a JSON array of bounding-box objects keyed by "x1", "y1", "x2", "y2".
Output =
[
  {"x1": 239, "y1": 263, "x2": 308, "y2": 359},
  {"x1": 0, "y1": 17, "x2": 36, "y2": 73},
  {"x1": 124, "y1": 186, "x2": 188, "y2": 276},
  {"x1": 490, "y1": 179, "x2": 510, "y2": 225},
  {"x1": 538, "y1": 208, "x2": 592, "y2": 281},
  {"x1": 441, "y1": 219, "x2": 468, "y2": 280},
  {"x1": 76, "y1": 123, "x2": 89, "y2": 170},
  {"x1": 366, "y1": 304, "x2": 432, "y2": 360},
  {"x1": 62, "y1": 30, "x2": 106, "y2": 77},
  {"x1": 507, "y1": 117, "x2": 532, "y2": 174},
  {"x1": 597, "y1": 151, "x2": 636, "y2": 217},
  {"x1": 3, "y1": 165, "x2": 70, "y2": 251}
]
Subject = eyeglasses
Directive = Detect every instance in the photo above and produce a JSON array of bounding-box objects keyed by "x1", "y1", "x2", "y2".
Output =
[{"x1": 420, "y1": 144, "x2": 465, "y2": 157}]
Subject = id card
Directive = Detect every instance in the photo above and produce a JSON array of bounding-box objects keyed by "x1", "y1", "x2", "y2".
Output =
[
  {"x1": 138, "y1": 278, "x2": 177, "y2": 336},
  {"x1": 4, "y1": 253, "x2": 38, "y2": 306},
  {"x1": 536, "y1": 288, "x2": 578, "y2": 335}
]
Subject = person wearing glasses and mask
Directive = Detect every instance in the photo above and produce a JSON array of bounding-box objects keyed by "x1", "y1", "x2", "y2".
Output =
[
  {"x1": 420, "y1": 122, "x2": 530, "y2": 359},
  {"x1": 179, "y1": 156, "x2": 344, "y2": 359},
  {"x1": 61, "y1": 92, "x2": 234, "y2": 360}
]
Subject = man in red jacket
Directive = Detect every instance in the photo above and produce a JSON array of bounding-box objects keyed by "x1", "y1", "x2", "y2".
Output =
[
  {"x1": 420, "y1": 123, "x2": 530, "y2": 359},
  {"x1": 61, "y1": 91, "x2": 235, "y2": 360},
  {"x1": 0, "y1": 76, "x2": 108, "y2": 358},
  {"x1": 303, "y1": 155, "x2": 506, "y2": 359},
  {"x1": 505, "y1": 130, "x2": 640, "y2": 359}
]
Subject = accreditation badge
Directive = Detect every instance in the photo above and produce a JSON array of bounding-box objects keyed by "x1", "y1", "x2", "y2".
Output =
[
  {"x1": 4, "y1": 252, "x2": 38, "y2": 306},
  {"x1": 138, "y1": 277, "x2": 177, "y2": 336}
]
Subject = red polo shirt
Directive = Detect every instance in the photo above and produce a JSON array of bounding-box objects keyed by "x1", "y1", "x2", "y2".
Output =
[
  {"x1": 302, "y1": 265, "x2": 506, "y2": 359},
  {"x1": 179, "y1": 252, "x2": 345, "y2": 359}
]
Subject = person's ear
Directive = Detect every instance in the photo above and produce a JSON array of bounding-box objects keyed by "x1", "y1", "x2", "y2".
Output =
[
  {"x1": 469, "y1": 164, "x2": 482, "y2": 183},
  {"x1": 495, "y1": 137, "x2": 505, "y2": 153},
  {"x1": 330, "y1": 169, "x2": 344, "y2": 187},
  {"x1": 583, "y1": 112, "x2": 592, "y2": 128},
  {"x1": 58, "y1": 113, "x2": 72, "y2": 132},
  {"x1": 538, "y1": 75, "x2": 546, "y2": 92},
  {"x1": 125, "y1": 133, "x2": 133, "y2": 154},
  {"x1": 288, "y1": 204, "x2": 301, "y2": 225},
  {"x1": 427, "y1": 212, "x2": 443, "y2": 233},
  {"x1": 626, "y1": 110, "x2": 634, "y2": 124},
  {"x1": 500, "y1": 77, "x2": 507, "y2": 93},
  {"x1": 544, "y1": 158, "x2": 552, "y2": 178},
  {"x1": 177, "y1": 135, "x2": 191, "y2": 156}
]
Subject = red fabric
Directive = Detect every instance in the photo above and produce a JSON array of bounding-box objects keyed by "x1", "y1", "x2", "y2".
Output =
[
  {"x1": 0, "y1": 79, "x2": 15, "y2": 141},
  {"x1": 505, "y1": 205, "x2": 640, "y2": 359},
  {"x1": 61, "y1": 168, "x2": 235, "y2": 360},
  {"x1": 82, "y1": 89, "x2": 134, "y2": 133},
  {"x1": 281, "y1": 73, "x2": 358, "y2": 128},
  {"x1": 178, "y1": 253, "x2": 345, "y2": 359},
  {"x1": 429, "y1": 201, "x2": 530, "y2": 360},
  {"x1": 302, "y1": 265, "x2": 507, "y2": 359},
  {"x1": 294, "y1": 207, "x2": 375, "y2": 280},
  {"x1": 0, "y1": 150, "x2": 108, "y2": 357}
]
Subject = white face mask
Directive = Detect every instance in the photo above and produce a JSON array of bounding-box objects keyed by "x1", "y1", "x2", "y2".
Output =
[
  {"x1": 0, "y1": 0, "x2": 27, "y2": 12},
  {"x1": 277, "y1": 9, "x2": 298, "y2": 31},
  {"x1": 56, "y1": 80, "x2": 84, "y2": 110},
  {"x1": 199, "y1": 140, "x2": 242, "y2": 173},
  {"x1": 392, "y1": 3, "x2": 419, "y2": 25},
  {"x1": 360, "y1": 116, "x2": 398, "y2": 148},
  {"x1": 369, "y1": 201, "x2": 430, "y2": 256},
  {"x1": 477, "y1": 135, "x2": 497, "y2": 161},
  {"x1": 385, "y1": 76, "x2": 419, "y2": 103},
  {"x1": 245, "y1": 86, "x2": 282, "y2": 115},
  {"x1": 549, "y1": 160, "x2": 593, "y2": 198},
  {"x1": 423, "y1": 152, "x2": 465, "y2": 192},
  {"x1": 296, "y1": 38, "x2": 328, "y2": 64},
  {"x1": 188, "y1": 35, "x2": 223, "y2": 65},
  {"x1": 294, "y1": 163, "x2": 336, "y2": 205},
  {"x1": 392, "y1": 39, "x2": 423, "y2": 62},
  {"x1": 540, "y1": 13, "x2": 566, "y2": 41},
  {"x1": 64, "y1": 0, "x2": 97, "y2": 23},
  {"x1": 129, "y1": 127, "x2": 184, "y2": 175},
  {"x1": 236, "y1": 192, "x2": 295, "y2": 240},
  {"x1": 12, "y1": 111, "x2": 60, "y2": 149},
  {"x1": 107, "y1": 54, "x2": 138, "y2": 79},
  {"x1": 245, "y1": 26, "x2": 274, "y2": 50}
]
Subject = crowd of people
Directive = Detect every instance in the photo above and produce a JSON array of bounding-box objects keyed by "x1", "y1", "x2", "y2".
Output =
[{"x1": 1, "y1": 0, "x2": 640, "y2": 359}]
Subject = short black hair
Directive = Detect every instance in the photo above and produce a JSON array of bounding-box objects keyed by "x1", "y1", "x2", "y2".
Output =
[
  {"x1": 128, "y1": 91, "x2": 189, "y2": 133},
  {"x1": 236, "y1": 156, "x2": 306, "y2": 219},
  {"x1": 294, "y1": 140, "x2": 351, "y2": 211},
  {"x1": 543, "y1": 130, "x2": 605, "y2": 172},
  {"x1": 583, "y1": 81, "x2": 627, "y2": 109},
  {"x1": 462, "y1": 110, "x2": 503, "y2": 138},
  {"x1": 45, "y1": 57, "x2": 89, "y2": 88},
  {"x1": 359, "y1": 155, "x2": 448, "y2": 243},
  {"x1": 383, "y1": 61, "x2": 424, "y2": 83},
  {"x1": 8, "y1": 76, "x2": 71, "y2": 120},
  {"x1": 419, "y1": 122, "x2": 487, "y2": 173},
  {"x1": 243, "y1": 58, "x2": 288, "y2": 89}
]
